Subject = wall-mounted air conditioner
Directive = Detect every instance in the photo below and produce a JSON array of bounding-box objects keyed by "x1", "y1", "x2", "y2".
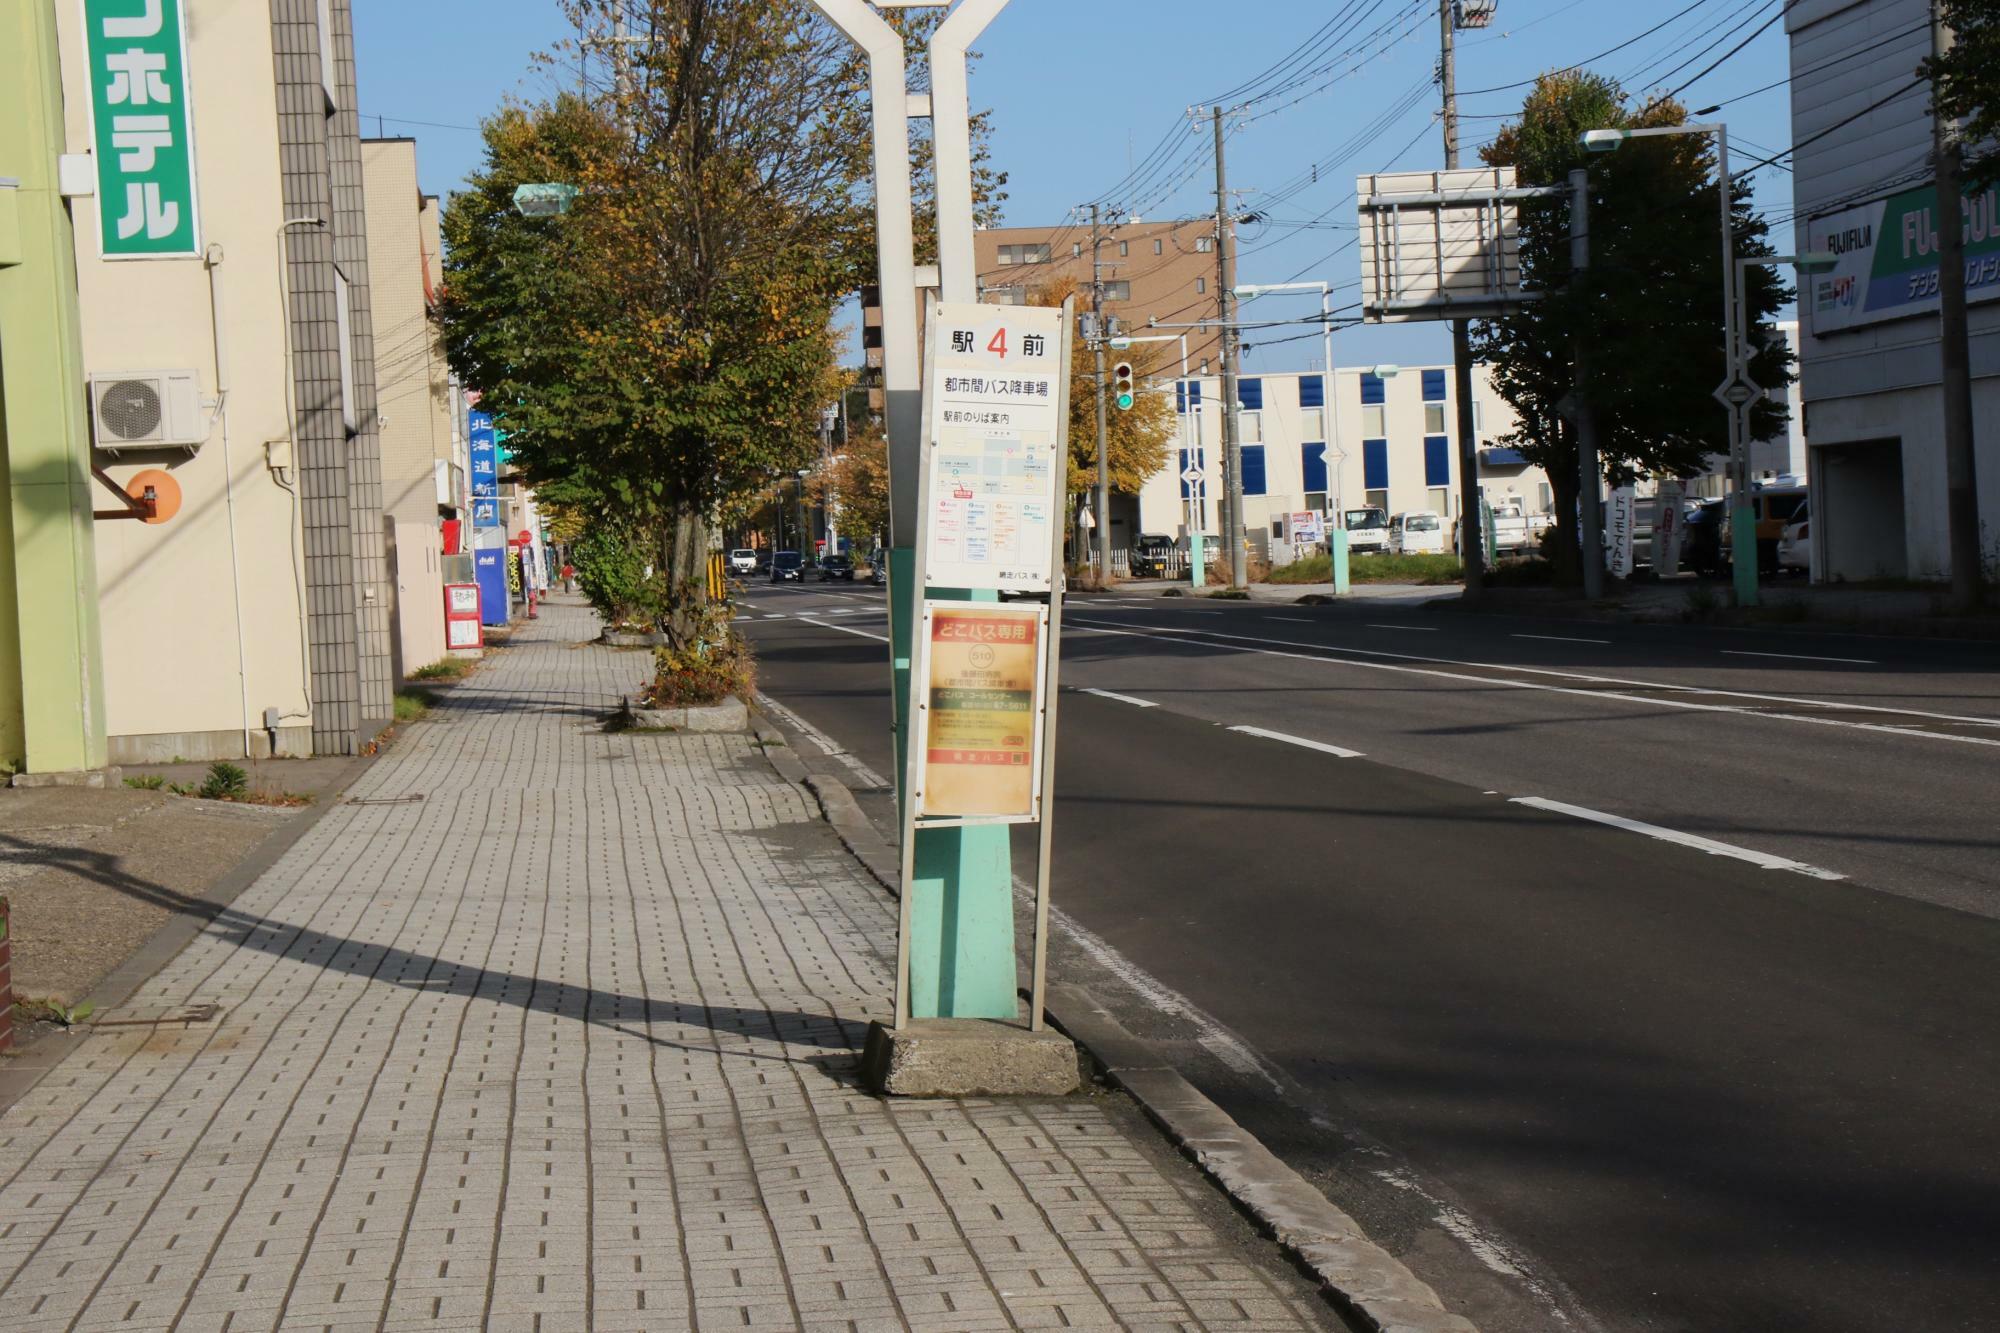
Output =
[{"x1": 87, "y1": 371, "x2": 207, "y2": 454}]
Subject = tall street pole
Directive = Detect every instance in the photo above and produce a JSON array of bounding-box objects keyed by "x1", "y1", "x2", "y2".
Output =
[
  {"x1": 1214, "y1": 108, "x2": 1247, "y2": 589},
  {"x1": 1713, "y1": 125, "x2": 1756, "y2": 609},
  {"x1": 1440, "y1": 1, "x2": 1486, "y2": 596},
  {"x1": 1932, "y1": 4, "x2": 1984, "y2": 611},
  {"x1": 1571, "y1": 168, "x2": 1606, "y2": 601},
  {"x1": 1091, "y1": 204, "x2": 1111, "y2": 584}
]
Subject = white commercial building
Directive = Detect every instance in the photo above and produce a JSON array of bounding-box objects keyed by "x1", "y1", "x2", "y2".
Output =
[
  {"x1": 1130, "y1": 365, "x2": 1547, "y2": 550},
  {"x1": 1786, "y1": 0, "x2": 2000, "y2": 581}
]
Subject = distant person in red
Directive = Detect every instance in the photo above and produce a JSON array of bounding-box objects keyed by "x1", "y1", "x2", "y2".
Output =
[{"x1": 561, "y1": 562, "x2": 575, "y2": 594}]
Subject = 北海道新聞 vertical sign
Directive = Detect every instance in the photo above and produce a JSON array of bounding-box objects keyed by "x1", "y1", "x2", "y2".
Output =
[
  {"x1": 924, "y1": 302, "x2": 1065, "y2": 593},
  {"x1": 81, "y1": 0, "x2": 201, "y2": 258}
]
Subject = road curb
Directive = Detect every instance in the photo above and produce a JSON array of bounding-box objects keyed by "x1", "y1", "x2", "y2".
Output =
[{"x1": 750, "y1": 707, "x2": 1478, "y2": 1333}]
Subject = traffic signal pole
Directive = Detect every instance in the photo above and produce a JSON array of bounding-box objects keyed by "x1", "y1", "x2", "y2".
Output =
[
  {"x1": 1213, "y1": 108, "x2": 1248, "y2": 590},
  {"x1": 1091, "y1": 204, "x2": 1111, "y2": 585},
  {"x1": 1440, "y1": 1, "x2": 1487, "y2": 597}
]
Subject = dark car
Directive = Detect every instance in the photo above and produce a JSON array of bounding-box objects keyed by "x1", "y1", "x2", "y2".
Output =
[
  {"x1": 1681, "y1": 499, "x2": 1727, "y2": 578},
  {"x1": 818, "y1": 553, "x2": 855, "y2": 582},
  {"x1": 769, "y1": 551, "x2": 804, "y2": 582},
  {"x1": 1128, "y1": 534, "x2": 1179, "y2": 579}
]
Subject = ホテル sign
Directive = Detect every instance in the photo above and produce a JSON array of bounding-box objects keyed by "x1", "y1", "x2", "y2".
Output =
[{"x1": 81, "y1": 0, "x2": 201, "y2": 258}]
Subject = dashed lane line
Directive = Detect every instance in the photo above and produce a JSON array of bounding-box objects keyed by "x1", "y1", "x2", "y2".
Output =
[{"x1": 1511, "y1": 797, "x2": 1847, "y2": 881}]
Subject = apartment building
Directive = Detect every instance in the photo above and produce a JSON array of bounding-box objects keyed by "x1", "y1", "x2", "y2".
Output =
[
  {"x1": 54, "y1": 0, "x2": 393, "y2": 761},
  {"x1": 362, "y1": 136, "x2": 462, "y2": 677},
  {"x1": 1785, "y1": 0, "x2": 1999, "y2": 581},
  {"x1": 1133, "y1": 365, "x2": 1546, "y2": 551},
  {"x1": 975, "y1": 219, "x2": 1224, "y2": 370}
]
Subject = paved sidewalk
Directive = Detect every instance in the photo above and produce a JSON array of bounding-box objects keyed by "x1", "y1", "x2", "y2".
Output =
[{"x1": 0, "y1": 600, "x2": 1334, "y2": 1331}]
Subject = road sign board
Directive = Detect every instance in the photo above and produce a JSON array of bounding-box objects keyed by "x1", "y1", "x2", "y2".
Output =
[
  {"x1": 1714, "y1": 374, "x2": 1764, "y2": 410},
  {"x1": 1180, "y1": 466, "x2": 1205, "y2": 486}
]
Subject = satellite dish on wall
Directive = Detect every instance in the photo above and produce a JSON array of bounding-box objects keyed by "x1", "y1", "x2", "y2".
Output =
[{"x1": 125, "y1": 469, "x2": 182, "y2": 525}]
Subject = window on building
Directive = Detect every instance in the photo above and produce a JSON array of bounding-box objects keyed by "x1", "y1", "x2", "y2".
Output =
[
  {"x1": 1365, "y1": 488, "x2": 1389, "y2": 512},
  {"x1": 1118, "y1": 240, "x2": 1129, "y2": 257},
  {"x1": 1422, "y1": 368, "x2": 1448, "y2": 402},
  {"x1": 1429, "y1": 487, "x2": 1452, "y2": 516},
  {"x1": 985, "y1": 285, "x2": 1026, "y2": 306},
  {"x1": 1196, "y1": 235, "x2": 1214, "y2": 252},
  {"x1": 1302, "y1": 443, "x2": 1328, "y2": 494},
  {"x1": 1196, "y1": 277, "x2": 1207, "y2": 295},
  {"x1": 1272, "y1": 518, "x2": 1286, "y2": 539},
  {"x1": 1301, "y1": 408, "x2": 1325, "y2": 439},
  {"x1": 1073, "y1": 242, "x2": 1082, "y2": 257},
  {"x1": 1102, "y1": 279, "x2": 1131, "y2": 301},
  {"x1": 1304, "y1": 491, "x2": 1327, "y2": 512},
  {"x1": 995, "y1": 243, "x2": 1051, "y2": 266},
  {"x1": 1154, "y1": 239, "x2": 1164, "y2": 255},
  {"x1": 1238, "y1": 411, "x2": 1262, "y2": 443},
  {"x1": 1424, "y1": 435, "x2": 1451, "y2": 488},
  {"x1": 1425, "y1": 402, "x2": 1447, "y2": 434},
  {"x1": 316, "y1": 0, "x2": 339, "y2": 113},
  {"x1": 1363, "y1": 439, "x2": 1389, "y2": 492},
  {"x1": 1241, "y1": 445, "x2": 1267, "y2": 495},
  {"x1": 333, "y1": 268, "x2": 358, "y2": 435},
  {"x1": 1361, "y1": 405, "x2": 1385, "y2": 437},
  {"x1": 1360, "y1": 372, "x2": 1386, "y2": 406}
]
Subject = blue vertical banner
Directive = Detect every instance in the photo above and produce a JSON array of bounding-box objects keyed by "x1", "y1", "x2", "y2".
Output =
[{"x1": 468, "y1": 410, "x2": 509, "y2": 626}]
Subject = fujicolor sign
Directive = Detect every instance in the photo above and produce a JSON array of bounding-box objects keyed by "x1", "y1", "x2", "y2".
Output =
[
  {"x1": 1806, "y1": 180, "x2": 2000, "y2": 334},
  {"x1": 80, "y1": 1, "x2": 201, "y2": 258}
]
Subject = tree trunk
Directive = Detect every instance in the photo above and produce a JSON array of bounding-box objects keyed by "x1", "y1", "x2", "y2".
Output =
[
  {"x1": 660, "y1": 505, "x2": 711, "y2": 650},
  {"x1": 1548, "y1": 469, "x2": 1582, "y2": 588}
]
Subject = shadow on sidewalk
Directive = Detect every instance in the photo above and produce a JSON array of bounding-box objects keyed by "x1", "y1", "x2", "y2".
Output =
[{"x1": 0, "y1": 833, "x2": 871, "y2": 1063}]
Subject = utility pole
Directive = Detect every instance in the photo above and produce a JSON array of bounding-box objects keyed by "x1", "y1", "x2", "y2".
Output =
[
  {"x1": 1932, "y1": 5, "x2": 1984, "y2": 611},
  {"x1": 1571, "y1": 168, "x2": 1605, "y2": 601},
  {"x1": 1214, "y1": 107, "x2": 1247, "y2": 589},
  {"x1": 1440, "y1": 1, "x2": 1487, "y2": 596},
  {"x1": 1091, "y1": 204, "x2": 1112, "y2": 584}
]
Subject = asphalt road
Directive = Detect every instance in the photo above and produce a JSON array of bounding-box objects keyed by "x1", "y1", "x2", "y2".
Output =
[{"x1": 738, "y1": 578, "x2": 2000, "y2": 1333}]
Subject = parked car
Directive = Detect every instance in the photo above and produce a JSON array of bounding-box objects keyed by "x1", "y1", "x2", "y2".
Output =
[
  {"x1": 1389, "y1": 510, "x2": 1446, "y2": 555},
  {"x1": 727, "y1": 548, "x2": 758, "y2": 575},
  {"x1": 1777, "y1": 511, "x2": 1811, "y2": 575},
  {"x1": 769, "y1": 551, "x2": 804, "y2": 582},
  {"x1": 818, "y1": 553, "x2": 855, "y2": 582},
  {"x1": 1342, "y1": 507, "x2": 1390, "y2": 554},
  {"x1": 1682, "y1": 499, "x2": 1728, "y2": 577},
  {"x1": 1129, "y1": 534, "x2": 1178, "y2": 579},
  {"x1": 1718, "y1": 483, "x2": 1808, "y2": 574}
]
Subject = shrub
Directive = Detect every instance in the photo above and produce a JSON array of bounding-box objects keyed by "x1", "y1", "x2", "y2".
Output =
[
  {"x1": 123, "y1": 774, "x2": 166, "y2": 791},
  {"x1": 394, "y1": 689, "x2": 436, "y2": 723},
  {"x1": 571, "y1": 524, "x2": 666, "y2": 628},
  {"x1": 198, "y1": 762, "x2": 249, "y2": 801},
  {"x1": 644, "y1": 616, "x2": 755, "y2": 709},
  {"x1": 409, "y1": 658, "x2": 472, "y2": 682}
]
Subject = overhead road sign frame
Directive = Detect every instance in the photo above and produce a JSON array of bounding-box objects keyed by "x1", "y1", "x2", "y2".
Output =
[{"x1": 1357, "y1": 167, "x2": 1556, "y2": 323}]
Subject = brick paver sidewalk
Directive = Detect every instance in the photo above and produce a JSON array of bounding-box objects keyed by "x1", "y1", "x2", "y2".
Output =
[{"x1": 0, "y1": 602, "x2": 1333, "y2": 1332}]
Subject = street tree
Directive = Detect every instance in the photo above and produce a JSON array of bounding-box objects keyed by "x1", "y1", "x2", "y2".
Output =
[
  {"x1": 1926, "y1": 0, "x2": 2000, "y2": 188},
  {"x1": 810, "y1": 420, "x2": 890, "y2": 552},
  {"x1": 1473, "y1": 72, "x2": 1793, "y2": 581}
]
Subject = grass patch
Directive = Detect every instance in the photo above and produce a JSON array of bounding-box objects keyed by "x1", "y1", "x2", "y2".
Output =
[
  {"x1": 408, "y1": 657, "x2": 473, "y2": 682},
  {"x1": 394, "y1": 688, "x2": 438, "y2": 724},
  {"x1": 1267, "y1": 554, "x2": 1332, "y2": 584},
  {"x1": 1351, "y1": 554, "x2": 1464, "y2": 585},
  {"x1": 123, "y1": 774, "x2": 167, "y2": 791},
  {"x1": 21, "y1": 997, "x2": 94, "y2": 1027}
]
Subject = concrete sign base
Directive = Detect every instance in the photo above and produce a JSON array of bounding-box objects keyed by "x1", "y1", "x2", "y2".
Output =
[{"x1": 862, "y1": 1019, "x2": 1079, "y2": 1098}]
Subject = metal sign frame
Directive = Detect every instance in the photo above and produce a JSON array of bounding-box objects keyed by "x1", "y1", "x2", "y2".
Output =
[
  {"x1": 1357, "y1": 168, "x2": 1550, "y2": 323},
  {"x1": 893, "y1": 294, "x2": 1075, "y2": 1034}
]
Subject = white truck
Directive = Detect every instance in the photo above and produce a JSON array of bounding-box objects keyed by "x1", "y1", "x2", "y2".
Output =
[{"x1": 1342, "y1": 507, "x2": 1390, "y2": 554}]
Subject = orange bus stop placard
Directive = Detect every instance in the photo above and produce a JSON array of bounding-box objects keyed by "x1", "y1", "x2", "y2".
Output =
[{"x1": 917, "y1": 605, "x2": 1045, "y2": 820}]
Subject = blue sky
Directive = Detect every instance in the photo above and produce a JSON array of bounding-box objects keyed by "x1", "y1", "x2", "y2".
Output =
[{"x1": 354, "y1": 0, "x2": 1802, "y2": 369}]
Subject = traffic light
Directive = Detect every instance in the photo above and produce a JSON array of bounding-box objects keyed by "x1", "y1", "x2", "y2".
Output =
[{"x1": 1113, "y1": 362, "x2": 1135, "y2": 412}]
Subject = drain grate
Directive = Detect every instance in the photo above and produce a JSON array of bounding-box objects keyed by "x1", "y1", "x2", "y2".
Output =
[
  {"x1": 90, "y1": 1002, "x2": 221, "y2": 1029},
  {"x1": 346, "y1": 793, "x2": 426, "y2": 806}
]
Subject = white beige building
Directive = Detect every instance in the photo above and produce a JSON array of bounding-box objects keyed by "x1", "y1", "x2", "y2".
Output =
[
  {"x1": 363, "y1": 136, "x2": 462, "y2": 678},
  {"x1": 1132, "y1": 365, "x2": 1547, "y2": 548},
  {"x1": 56, "y1": 0, "x2": 394, "y2": 760}
]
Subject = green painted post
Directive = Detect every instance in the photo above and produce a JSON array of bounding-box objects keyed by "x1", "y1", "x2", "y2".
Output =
[
  {"x1": 889, "y1": 547, "x2": 1018, "y2": 1020},
  {"x1": 1330, "y1": 529, "x2": 1350, "y2": 595},
  {"x1": 0, "y1": 3, "x2": 110, "y2": 776},
  {"x1": 1731, "y1": 503, "x2": 1760, "y2": 608}
]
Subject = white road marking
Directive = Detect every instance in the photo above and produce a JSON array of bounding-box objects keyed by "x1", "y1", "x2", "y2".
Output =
[
  {"x1": 1066, "y1": 617, "x2": 2000, "y2": 747},
  {"x1": 1081, "y1": 688, "x2": 1159, "y2": 709},
  {"x1": 1369, "y1": 623, "x2": 1439, "y2": 632},
  {"x1": 797, "y1": 617, "x2": 890, "y2": 644},
  {"x1": 1010, "y1": 876, "x2": 1288, "y2": 1097},
  {"x1": 1267, "y1": 616, "x2": 1314, "y2": 623},
  {"x1": 762, "y1": 614, "x2": 788, "y2": 620},
  {"x1": 1514, "y1": 633, "x2": 1611, "y2": 645},
  {"x1": 1724, "y1": 649, "x2": 1879, "y2": 666},
  {"x1": 1227, "y1": 726, "x2": 1364, "y2": 759},
  {"x1": 1511, "y1": 797, "x2": 1846, "y2": 881},
  {"x1": 755, "y1": 693, "x2": 890, "y2": 789}
]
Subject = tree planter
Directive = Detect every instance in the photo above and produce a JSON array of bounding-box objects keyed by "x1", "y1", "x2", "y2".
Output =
[
  {"x1": 622, "y1": 694, "x2": 749, "y2": 733},
  {"x1": 600, "y1": 629, "x2": 668, "y2": 648}
]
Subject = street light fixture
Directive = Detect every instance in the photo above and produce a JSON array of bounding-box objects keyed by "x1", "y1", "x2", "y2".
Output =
[{"x1": 512, "y1": 183, "x2": 579, "y2": 218}]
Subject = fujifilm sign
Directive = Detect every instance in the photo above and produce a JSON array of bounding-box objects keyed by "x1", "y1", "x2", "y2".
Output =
[{"x1": 1806, "y1": 180, "x2": 2000, "y2": 334}]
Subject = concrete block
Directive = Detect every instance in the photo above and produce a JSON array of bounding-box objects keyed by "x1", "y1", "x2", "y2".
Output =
[
  {"x1": 623, "y1": 697, "x2": 749, "y2": 733},
  {"x1": 9, "y1": 767, "x2": 122, "y2": 789},
  {"x1": 861, "y1": 1019, "x2": 1080, "y2": 1098}
]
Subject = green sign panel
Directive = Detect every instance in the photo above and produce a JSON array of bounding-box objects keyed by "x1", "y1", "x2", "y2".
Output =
[{"x1": 81, "y1": 0, "x2": 200, "y2": 258}]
